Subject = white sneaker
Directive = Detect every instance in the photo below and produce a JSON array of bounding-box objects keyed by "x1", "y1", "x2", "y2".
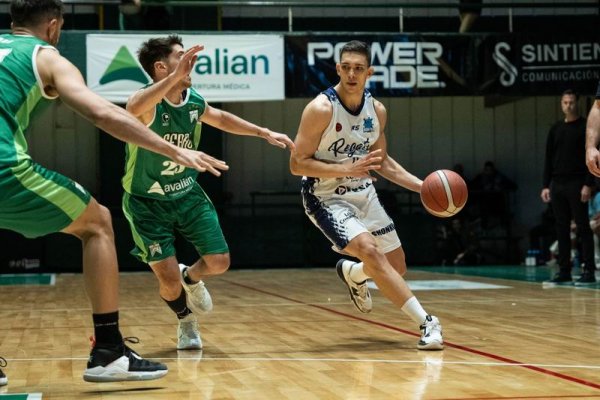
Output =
[
  {"x1": 177, "y1": 314, "x2": 202, "y2": 350},
  {"x1": 0, "y1": 357, "x2": 7, "y2": 386},
  {"x1": 336, "y1": 259, "x2": 372, "y2": 313},
  {"x1": 179, "y1": 264, "x2": 213, "y2": 313},
  {"x1": 417, "y1": 315, "x2": 444, "y2": 350}
]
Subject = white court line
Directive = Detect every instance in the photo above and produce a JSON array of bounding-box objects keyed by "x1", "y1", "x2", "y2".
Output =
[
  {"x1": 4, "y1": 356, "x2": 599, "y2": 370},
  {"x1": 0, "y1": 295, "x2": 597, "y2": 314}
]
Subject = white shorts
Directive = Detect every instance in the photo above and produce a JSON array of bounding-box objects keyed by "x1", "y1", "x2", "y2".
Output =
[{"x1": 302, "y1": 184, "x2": 401, "y2": 254}]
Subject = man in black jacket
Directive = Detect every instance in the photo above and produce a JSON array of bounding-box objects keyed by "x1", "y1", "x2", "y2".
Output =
[{"x1": 542, "y1": 89, "x2": 596, "y2": 284}]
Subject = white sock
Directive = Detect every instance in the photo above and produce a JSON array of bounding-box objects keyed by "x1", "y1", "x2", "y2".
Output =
[
  {"x1": 401, "y1": 296, "x2": 428, "y2": 325},
  {"x1": 348, "y1": 262, "x2": 370, "y2": 283}
]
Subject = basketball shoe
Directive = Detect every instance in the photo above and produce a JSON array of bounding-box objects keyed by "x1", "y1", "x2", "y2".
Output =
[
  {"x1": 177, "y1": 314, "x2": 202, "y2": 350},
  {"x1": 83, "y1": 338, "x2": 168, "y2": 382},
  {"x1": 0, "y1": 357, "x2": 7, "y2": 386},
  {"x1": 417, "y1": 315, "x2": 444, "y2": 350},
  {"x1": 336, "y1": 259, "x2": 372, "y2": 313},
  {"x1": 180, "y1": 264, "x2": 213, "y2": 313},
  {"x1": 545, "y1": 271, "x2": 573, "y2": 285},
  {"x1": 575, "y1": 270, "x2": 597, "y2": 286}
]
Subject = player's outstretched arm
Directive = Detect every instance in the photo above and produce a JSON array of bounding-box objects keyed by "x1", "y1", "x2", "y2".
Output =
[
  {"x1": 200, "y1": 105, "x2": 295, "y2": 150},
  {"x1": 38, "y1": 48, "x2": 228, "y2": 176},
  {"x1": 586, "y1": 99, "x2": 600, "y2": 177},
  {"x1": 290, "y1": 96, "x2": 381, "y2": 179},
  {"x1": 127, "y1": 45, "x2": 204, "y2": 120}
]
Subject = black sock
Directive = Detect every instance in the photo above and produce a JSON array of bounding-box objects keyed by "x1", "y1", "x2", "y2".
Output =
[
  {"x1": 182, "y1": 267, "x2": 198, "y2": 285},
  {"x1": 163, "y1": 287, "x2": 192, "y2": 319},
  {"x1": 93, "y1": 311, "x2": 123, "y2": 347}
]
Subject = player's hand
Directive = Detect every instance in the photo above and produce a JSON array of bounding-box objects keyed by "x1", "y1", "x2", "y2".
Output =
[
  {"x1": 172, "y1": 148, "x2": 229, "y2": 177},
  {"x1": 260, "y1": 129, "x2": 296, "y2": 150},
  {"x1": 540, "y1": 188, "x2": 551, "y2": 203},
  {"x1": 345, "y1": 148, "x2": 382, "y2": 178},
  {"x1": 174, "y1": 45, "x2": 204, "y2": 80},
  {"x1": 587, "y1": 147, "x2": 600, "y2": 177}
]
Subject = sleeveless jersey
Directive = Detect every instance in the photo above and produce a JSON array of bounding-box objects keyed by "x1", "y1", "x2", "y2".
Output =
[
  {"x1": 0, "y1": 34, "x2": 57, "y2": 169},
  {"x1": 303, "y1": 87, "x2": 380, "y2": 197},
  {"x1": 122, "y1": 87, "x2": 206, "y2": 200}
]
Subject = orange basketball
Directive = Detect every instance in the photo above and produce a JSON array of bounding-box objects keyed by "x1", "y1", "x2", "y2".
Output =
[{"x1": 420, "y1": 169, "x2": 468, "y2": 218}]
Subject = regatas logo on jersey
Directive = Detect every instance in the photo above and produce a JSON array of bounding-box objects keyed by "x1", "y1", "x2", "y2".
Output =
[
  {"x1": 328, "y1": 138, "x2": 371, "y2": 158},
  {"x1": 308, "y1": 41, "x2": 445, "y2": 89}
]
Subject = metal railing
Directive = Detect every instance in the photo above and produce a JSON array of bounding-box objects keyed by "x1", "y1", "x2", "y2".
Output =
[{"x1": 0, "y1": 0, "x2": 597, "y2": 32}]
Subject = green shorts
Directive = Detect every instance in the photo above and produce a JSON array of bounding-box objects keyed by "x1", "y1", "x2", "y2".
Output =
[
  {"x1": 0, "y1": 161, "x2": 91, "y2": 238},
  {"x1": 122, "y1": 183, "x2": 229, "y2": 263}
]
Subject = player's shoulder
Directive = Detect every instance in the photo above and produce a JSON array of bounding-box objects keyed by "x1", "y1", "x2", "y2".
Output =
[
  {"x1": 306, "y1": 93, "x2": 333, "y2": 116},
  {"x1": 371, "y1": 97, "x2": 387, "y2": 119}
]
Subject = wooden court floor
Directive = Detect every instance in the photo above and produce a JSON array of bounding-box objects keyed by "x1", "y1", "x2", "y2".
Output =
[{"x1": 0, "y1": 266, "x2": 599, "y2": 399}]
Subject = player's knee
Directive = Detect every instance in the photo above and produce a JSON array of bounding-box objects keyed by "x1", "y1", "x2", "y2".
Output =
[
  {"x1": 355, "y1": 241, "x2": 382, "y2": 265},
  {"x1": 205, "y1": 253, "x2": 230, "y2": 275},
  {"x1": 78, "y1": 202, "x2": 114, "y2": 240}
]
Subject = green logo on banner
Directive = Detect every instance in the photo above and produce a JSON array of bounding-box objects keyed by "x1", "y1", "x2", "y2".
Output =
[{"x1": 99, "y1": 46, "x2": 149, "y2": 85}]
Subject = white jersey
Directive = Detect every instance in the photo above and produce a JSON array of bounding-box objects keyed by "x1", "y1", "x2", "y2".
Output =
[
  {"x1": 303, "y1": 87, "x2": 380, "y2": 198},
  {"x1": 301, "y1": 87, "x2": 399, "y2": 253}
]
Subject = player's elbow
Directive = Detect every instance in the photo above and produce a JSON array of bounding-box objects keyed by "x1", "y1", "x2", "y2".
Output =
[{"x1": 289, "y1": 157, "x2": 304, "y2": 176}]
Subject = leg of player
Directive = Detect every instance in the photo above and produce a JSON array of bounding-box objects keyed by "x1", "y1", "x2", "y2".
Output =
[
  {"x1": 344, "y1": 233, "x2": 444, "y2": 350},
  {"x1": 180, "y1": 253, "x2": 230, "y2": 312},
  {"x1": 63, "y1": 199, "x2": 168, "y2": 381},
  {"x1": 150, "y1": 257, "x2": 202, "y2": 350}
]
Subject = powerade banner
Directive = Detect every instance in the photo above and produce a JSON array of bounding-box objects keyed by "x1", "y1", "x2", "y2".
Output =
[
  {"x1": 87, "y1": 34, "x2": 284, "y2": 103},
  {"x1": 285, "y1": 34, "x2": 600, "y2": 97}
]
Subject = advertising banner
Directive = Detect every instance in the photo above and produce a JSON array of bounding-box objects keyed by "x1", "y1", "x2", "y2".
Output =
[
  {"x1": 285, "y1": 34, "x2": 600, "y2": 97},
  {"x1": 480, "y1": 34, "x2": 600, "y2": 96},
  {"x1": 87, "y1": 34, "x2": 284, "y2": 103}
]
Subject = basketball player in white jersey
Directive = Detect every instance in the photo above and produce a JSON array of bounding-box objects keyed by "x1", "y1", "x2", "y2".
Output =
[{"x1": 290, "y1": 40, "x2": 443, "y2": 350}]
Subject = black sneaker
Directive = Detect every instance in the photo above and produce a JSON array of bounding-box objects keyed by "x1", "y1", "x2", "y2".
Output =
[
  {"x1": 543, "y1": 272, "x2": 573, "y2": 286},
  {"x1": 575, "y1": 271, "x2": 597, "y2": 286},
  {"x1": 83, "y1": 338, "x2": 168, "y2": 382},
  {"x1": 0, "y1": 357, "x2": 7, "y2": 386}
]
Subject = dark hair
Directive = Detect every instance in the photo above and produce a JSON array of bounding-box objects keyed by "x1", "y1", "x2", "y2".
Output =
[
  {"x1": 339, "y1": 40, "x2": 371, "y2": 66},
  {"x1": 10, "y1": 0, "x2": 63, "y2": 27},
  {"x1": 138, "y1": 34, "x2": 183, "y2": 79},
  {"x1": 562, "y1": 89, "x2": 579, "y2": 101}
]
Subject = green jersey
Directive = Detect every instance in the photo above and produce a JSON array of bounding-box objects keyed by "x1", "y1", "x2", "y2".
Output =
[
  {"x1": 0, "y1": 34, "x2": 57, "y2": 169},
  {"x1": 122, "y1": 87, "x2": 206, "y2": 200}
]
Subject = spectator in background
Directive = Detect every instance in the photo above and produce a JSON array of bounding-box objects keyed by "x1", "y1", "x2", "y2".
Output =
[
  {"x1": 588, "y1": 180, "x2": 600, "y2": 269},
  {"x1": 542, "y1": 89, "x2": 596, "y2": 285},
  {"x1": 528, "y1": 205, "x2": 556, "y2": 264},
  {"x1": 469, "y1": 160, "x2": 517, "y2": 229},
  {"x1": 458, "y1": 0, "x2": 482, "y2": 33}
]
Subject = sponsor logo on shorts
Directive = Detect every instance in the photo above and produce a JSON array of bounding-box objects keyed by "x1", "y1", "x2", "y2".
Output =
[
  {"x1": 149, "y1": 242, "x2": 162, "y2": 257},
  {"x1": 372, "y1": 223, "x2": 395, "y2": 237},
  {"x1": 334, "y1": 181, "x2": 372, "y2": 195},
  {"x1": 339, "y1": 210, "x2": 355, "y2": 224}
]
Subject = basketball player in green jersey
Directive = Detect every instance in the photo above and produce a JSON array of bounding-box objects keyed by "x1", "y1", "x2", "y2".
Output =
[
  {"x1": 0, "y1": 0, "x2": 228, "y2": 384},
  {"x1": 122, "y1": 35, "x2": 294, "y2": 350}
]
